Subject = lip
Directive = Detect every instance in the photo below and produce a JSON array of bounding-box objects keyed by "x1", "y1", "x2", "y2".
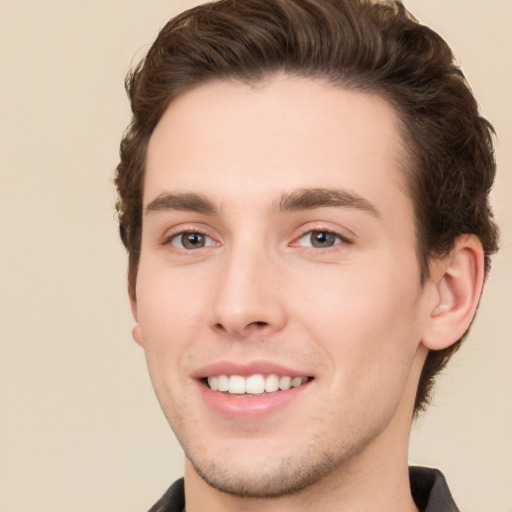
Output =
[
  {"x1": 198, "y1": 379, "x2": 312, "y2": 421},
  {"x1": 193, "y1": 360, "x2": 314, "y2": 421}
]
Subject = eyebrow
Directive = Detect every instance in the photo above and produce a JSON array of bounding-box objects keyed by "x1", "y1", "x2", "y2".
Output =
[
  {"x1": 144, "y1": 187, "x2": 381, "y2": 218},
  {"x1": 277, "y1": 187, "x2": 381, "y2": 218},
  {"x1": 145, "y1": 192, "x2": 218, "y2": 216}
]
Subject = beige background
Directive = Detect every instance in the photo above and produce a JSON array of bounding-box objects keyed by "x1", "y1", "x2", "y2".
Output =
[{"x1": 0, "y1": 1, "x2": 510, "y2": 511}]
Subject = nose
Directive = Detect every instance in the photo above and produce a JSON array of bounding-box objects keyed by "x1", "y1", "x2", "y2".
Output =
[{"x1": 208, "y1": 243, "x2": 287, "y2": 339}]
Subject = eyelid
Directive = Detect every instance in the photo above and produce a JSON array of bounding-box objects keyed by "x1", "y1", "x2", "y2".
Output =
[
  {"x1": 290, "y1": 226, "x2": 353, "y2": 248},
  {"x1": 162, "y1": 225, "x2": 220, "y2": 248},
  {"x1": 164, "y1": 228, "x2": 204, "y2": 243},
  {"x1": 174, "y1": 232, "x2": 216, "y2": 249}
]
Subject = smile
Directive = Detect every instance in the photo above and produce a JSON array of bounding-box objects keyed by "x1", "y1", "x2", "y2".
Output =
[{"x1": 207, "y1": 374, "x2": 310, "y2": 395}]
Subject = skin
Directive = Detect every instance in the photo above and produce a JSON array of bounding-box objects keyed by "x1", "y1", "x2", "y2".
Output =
[{"x1": 130, "y1": 76, "x2": 483, "y2": 512}]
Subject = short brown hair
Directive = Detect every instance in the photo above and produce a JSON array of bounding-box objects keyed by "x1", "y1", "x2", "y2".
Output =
[{"x1": 115, "y1": 0, "x2": 498, "y2": 413}]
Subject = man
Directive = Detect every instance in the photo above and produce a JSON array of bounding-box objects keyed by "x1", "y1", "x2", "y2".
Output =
[{"x1": 115, "y1": 0, "x2": 498, "y2": 510}]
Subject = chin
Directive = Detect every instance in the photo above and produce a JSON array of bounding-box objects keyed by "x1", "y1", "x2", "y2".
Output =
[
  {"x1": 190, "y1": 457, "x2": 333, "y2": 498},
  {"x1": 182, "y1": 434, "x2": 365, "y2": 499}
]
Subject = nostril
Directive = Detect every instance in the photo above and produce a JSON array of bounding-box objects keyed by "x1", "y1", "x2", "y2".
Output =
[{"x1": 211, "y1": 319, "x2": 273, "y2": 336}]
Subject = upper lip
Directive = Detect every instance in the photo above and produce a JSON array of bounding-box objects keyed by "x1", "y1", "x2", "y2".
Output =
[{"x1": 193, "y1": 360, "x2": 313, "y2": 379}]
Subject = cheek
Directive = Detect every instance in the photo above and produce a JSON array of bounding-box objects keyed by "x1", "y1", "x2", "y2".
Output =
[
  {"x1": 137, "y1": 260, "x2": 206, "y2": 330},
  {"x1": 135, "y1": 264, "x2": 209, "y2": 377},
  {"x1": 134, "y1": 269, "x2": 208, "y2": 424},
  {"x1": 296, "y1": 257, "x2": 423, "y2": 381}
]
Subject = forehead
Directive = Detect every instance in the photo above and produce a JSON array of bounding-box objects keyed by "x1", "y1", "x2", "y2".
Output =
[{"x1": 145, "y1": 76, "x2": 409, "y2": 216}]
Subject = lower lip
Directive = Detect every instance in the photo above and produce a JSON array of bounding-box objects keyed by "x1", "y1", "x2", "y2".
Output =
[{"x1": 198, "y1": 380, "x2": 311, "y2": 421}]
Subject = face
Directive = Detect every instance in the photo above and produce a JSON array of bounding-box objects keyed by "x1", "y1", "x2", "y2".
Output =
[{"x1": 133, "y1": 77, "x2": 435, "y2": 498}]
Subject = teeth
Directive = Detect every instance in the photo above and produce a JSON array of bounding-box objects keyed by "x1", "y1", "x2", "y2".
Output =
[
  {"x1": 279, "y1": 376, "x2": 291, "y2": 390},
  {"x1": 291, "y1": 377, "x2": 303, "y2": 388},
  {"x1": 217, "y1": 375, "x2": 228, "y2": 392},
  {"x1": 207, "y1": 374, "x2": 308, "y2": 395},
  {"x1": 246, "y1": 374, "x2": 265, "y2": 394},
  {"x1": 209, "y1": 376, "x2": 219, "y2": 391},
  {"x1": 265, "y1": 374, "x2": 279, "y2": 393},
  {"x1": 228, "y1": 375, "x2": 245, "y2": 394}
]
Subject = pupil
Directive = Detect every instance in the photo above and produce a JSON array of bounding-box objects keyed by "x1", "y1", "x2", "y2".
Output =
[
  {"x1": 183, "y1": 233, "x2": 205, "y2": 249},
  {"x1": 312, "y1": 231, "x2": 335, "y2": 248}
]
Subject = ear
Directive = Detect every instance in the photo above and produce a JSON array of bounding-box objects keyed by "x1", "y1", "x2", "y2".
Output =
[
  {"x1": 422, "y1": 234, "x2": 485, "y2": 351},
  {"x1": 129, "y1": 290, "x2": 145, "y2": 347}
]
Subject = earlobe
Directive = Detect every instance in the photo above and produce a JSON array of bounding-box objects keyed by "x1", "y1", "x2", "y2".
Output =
[
  {"x1": 422, "y1": 235, "x2": 485, "y2": 351},
  {"x1": 129, "y1": 291, "x2": 145, "y2": 347},
  {"x1": 132, "y1": 324, "x2": 144, "y2": 346}
]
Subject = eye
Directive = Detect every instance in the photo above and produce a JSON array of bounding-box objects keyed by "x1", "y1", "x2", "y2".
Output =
[
  {"x1": 170, "y1": 231, "x2": 215, "y2": 250},
  {"x1": 296, "y1": 230, "x2": 346, "y2": 248}
]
